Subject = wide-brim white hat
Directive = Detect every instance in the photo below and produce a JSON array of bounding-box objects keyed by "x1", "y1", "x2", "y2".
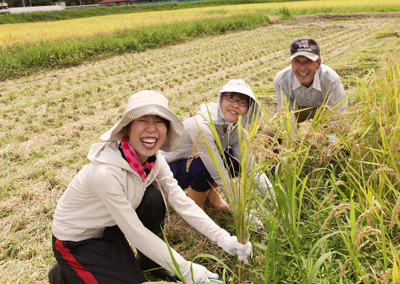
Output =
[
  {"x1": 100, "y1": 91, "x2": 184, "y2": 152},
  {"x1": 218, "y1": 79, "x2": 255, "y2": 98}
]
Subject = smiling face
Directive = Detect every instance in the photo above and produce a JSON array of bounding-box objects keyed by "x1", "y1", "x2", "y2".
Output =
[
  {"x1": 220, "y1": 92, "x2": 250, "y2": 123},
  {"x1": 125, "y1": 115, "x2": 168, "y2": 164},
  {"x1": 291, "y1": 56, "x2": 321, "y2": 87}
]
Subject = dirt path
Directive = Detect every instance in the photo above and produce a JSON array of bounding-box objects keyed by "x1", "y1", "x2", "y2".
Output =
[
  {"x1": 1, "y1": 14, "x2": 400, "y2": 283},
  {"x1": 298, "y1": 11, "x2": 400, "y2": 19}
]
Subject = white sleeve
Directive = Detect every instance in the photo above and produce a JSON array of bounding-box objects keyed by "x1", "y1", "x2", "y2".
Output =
[
  {"x1": 327, "y1": 80, "x2": 348, "y2": 143},
  {"x1": 90, "y1": 169, "x2": 188, "y2": 274},
  {"x1": 155, "y1": 155, "x2": 228, "y2": 244},
  {"x1": 254, "y1": 171, "x2": 275, "y2": 202},
  {"x1": 186, "y1": 121, "x2": 234, "y2": 198},
  {"x1": 246, "y1": 153, "x2": 275, "y2": 200}
]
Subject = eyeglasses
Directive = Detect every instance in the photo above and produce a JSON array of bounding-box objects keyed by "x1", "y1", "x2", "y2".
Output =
[{"x1": 223, "y1": 95, "x2": 249, "y2": 107}]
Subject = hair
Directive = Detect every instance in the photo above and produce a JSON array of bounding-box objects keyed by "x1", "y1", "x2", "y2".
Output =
[
  {"x1": 159, "y1": 116, "x2": 171, "y2": 132},
  {"x1": 125, "y1": 115, "x2": 170, "y2": 134}
]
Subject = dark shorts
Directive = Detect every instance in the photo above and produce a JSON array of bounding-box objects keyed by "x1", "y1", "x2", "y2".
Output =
[{"x1": 169, "y1": 148, "x2": 239, "y2": 192}]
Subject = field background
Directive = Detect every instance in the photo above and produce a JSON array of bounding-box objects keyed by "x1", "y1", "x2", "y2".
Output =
[{"x1": 1, "y1": 2, "x2": 400, "y2": 283}]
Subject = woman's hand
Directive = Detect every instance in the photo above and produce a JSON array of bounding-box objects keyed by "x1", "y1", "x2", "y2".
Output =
[
  {"x1": 182, "y1": 262, "x2": 219, "y2": 284},
  {"x1": 217, "y1": 232, "x2": 252, "y2": 264}
]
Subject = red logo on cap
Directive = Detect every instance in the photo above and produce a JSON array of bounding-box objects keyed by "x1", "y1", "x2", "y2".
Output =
[{"x1": 300, "y1": 40, "x2": 308, "y2": 48}]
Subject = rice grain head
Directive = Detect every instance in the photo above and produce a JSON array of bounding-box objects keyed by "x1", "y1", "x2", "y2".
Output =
[
  {"x1": 340, "y1": 258, "x2": 353, "y2": 277},
  {"x1": 187, "y1": 130, "x2": 213, "y2": 171},
  {"x1": 389, "y1": 198, "x2": 400, "y2": 233},
  {"x1": 317, "y1": 188, "x2": 337, "y2": 218},
  {"x1": 320, "y1": 203, "x2": 350, "y2": 232},
  {"x1": 355, "y1": 206, "x2": 381, "y2": 234},
  {"x1": 367, "y1": 166, "x2": 397, "y2": 183},
  {"x1": 354, "y1": 226, "x2": 382, "y2": 252}
]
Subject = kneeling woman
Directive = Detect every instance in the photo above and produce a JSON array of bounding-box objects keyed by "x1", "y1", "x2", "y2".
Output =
[
  {"x1": 49, "y1": 91, "x2": 251, "y2": 284},
  {"x1": 162, "y1": 79, "x2": 273, "y2": 211}
]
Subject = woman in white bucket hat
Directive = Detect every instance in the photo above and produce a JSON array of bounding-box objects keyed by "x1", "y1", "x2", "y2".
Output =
[
  {"x1": 162, "y1": 79, "x2": 274, "y2": 211},
  {"x1": 49, "y1": 90, "x2": 252, "y2": 284}
]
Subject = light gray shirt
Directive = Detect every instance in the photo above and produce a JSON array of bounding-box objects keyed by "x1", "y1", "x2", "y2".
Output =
[{"x1": 274, "y1": 64, "x2": 348, "y2": 142}]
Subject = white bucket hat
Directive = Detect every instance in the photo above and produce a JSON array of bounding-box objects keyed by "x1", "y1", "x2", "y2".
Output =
[
  {"x1": 100, "y1": 91, "x2": 185, "y2": 152},
  {"x1": 218, "y1": 79, "x2": 255, "y2": 98}
]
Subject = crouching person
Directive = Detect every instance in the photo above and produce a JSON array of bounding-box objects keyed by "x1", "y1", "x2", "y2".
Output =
[
  {"x1": 48, "y1": 90, "x2": 252, "y2": 284},
  {"x1": 162, "y1": 79, "x2": 274, "y2": 211}
]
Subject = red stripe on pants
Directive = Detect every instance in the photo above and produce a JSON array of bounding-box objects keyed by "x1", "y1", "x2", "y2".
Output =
[{"x1": 55, "y1": 238, "x2": 99, "y2": 284}]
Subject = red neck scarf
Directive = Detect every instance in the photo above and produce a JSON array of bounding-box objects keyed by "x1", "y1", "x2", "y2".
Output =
[{"x1": 120, "y1": 136, "x2": 156, "y2": 181}]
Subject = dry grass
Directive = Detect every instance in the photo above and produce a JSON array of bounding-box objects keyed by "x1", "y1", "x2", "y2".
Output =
[{"x1": 1, "y1": 14, "x2": 400, "y2": 283}]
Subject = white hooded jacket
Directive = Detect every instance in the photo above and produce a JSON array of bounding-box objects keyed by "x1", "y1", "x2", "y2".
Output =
[
  {"x1": 52, "y1": 141, "x2": 228, "y2": 273},
  {"x1": 162, "y1": 80, "x2": 273, "y2": 198}
]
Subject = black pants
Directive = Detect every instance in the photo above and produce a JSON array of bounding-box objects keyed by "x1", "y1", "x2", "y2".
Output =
[
  {"x1": 169, "y1": 148, "x2": 240, "y2": 192},
  {"x1": 52, "y1": 185, "x2": 165, "y2": 284}
]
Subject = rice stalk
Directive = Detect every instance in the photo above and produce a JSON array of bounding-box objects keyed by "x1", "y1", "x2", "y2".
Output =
[
  {"x1": 197, "y1": 106, "x2": 265, "y2": 282},
  {"x1": 317, "y1": 188, "x2": 337, "y2": 218},
  {"x1": 320, "y1": 203, "x2": 351, "y2": 232},
  {"x1": 354, "y1": 226, "x2": 382, "y2": 252},
  {"x1": 355, "y1": 206, "x2": 382, "y2": 234},
  {"x1": 340, "y1": 258, "x2": 353, "y2": 277},
  {"x1": 389, "y1": 198, "x2": 400, "y2": 233}
]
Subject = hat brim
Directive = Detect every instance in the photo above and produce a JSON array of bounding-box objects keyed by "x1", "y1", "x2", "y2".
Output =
[
  {"x1": 100, "y1": 105, "x2": 184, "y2": 152},
  {"x1": 219, "y1": 85, "x2": 254, "y2": 98},
  {"x1": 291, "y1": 51, "x2": 319, "y2": 61}
]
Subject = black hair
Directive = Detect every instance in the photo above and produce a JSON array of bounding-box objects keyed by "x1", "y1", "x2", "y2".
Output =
[{"x1": 159, "y1": 116, "x2": 171, "y2": 132}]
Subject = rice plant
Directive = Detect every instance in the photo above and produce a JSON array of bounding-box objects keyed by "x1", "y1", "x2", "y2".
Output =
[{"x1": 198, "y1": 52, "x2": 400, "y2": 283}]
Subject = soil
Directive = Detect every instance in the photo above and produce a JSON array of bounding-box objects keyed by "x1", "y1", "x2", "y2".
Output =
[{"x1": 297, "y1": 11, "x2": 400, "y2": 19}]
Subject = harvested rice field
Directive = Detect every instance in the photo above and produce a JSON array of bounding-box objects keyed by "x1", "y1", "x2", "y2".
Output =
[{"x1": 1, "y1": 12, "x2": 400, "y2": 283}]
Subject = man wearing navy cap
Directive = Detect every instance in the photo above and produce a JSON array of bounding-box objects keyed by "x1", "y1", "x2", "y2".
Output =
[{"x1": 267, "y1": 38, "x2": 348, "y2": 160}]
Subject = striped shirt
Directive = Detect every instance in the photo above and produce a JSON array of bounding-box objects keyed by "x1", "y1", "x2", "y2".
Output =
[
  {"x1": 274, "y1": 64, "x2": 347, "y2": 112},
  {"x1": 274, "y1": 64, "x2": 348, "y2": 142}
]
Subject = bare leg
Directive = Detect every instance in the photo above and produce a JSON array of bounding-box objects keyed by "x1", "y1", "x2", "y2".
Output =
[{"x1": 207, "y1": 183, "x2": 230, "y2": 211}]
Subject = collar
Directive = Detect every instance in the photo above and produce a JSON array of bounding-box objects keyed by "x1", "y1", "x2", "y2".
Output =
[{"x1": 119, "y1": 137, "x2": 156, "y2": 181}]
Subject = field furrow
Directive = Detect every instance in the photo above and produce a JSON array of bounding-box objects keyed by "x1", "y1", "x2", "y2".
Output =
[{"x1": 1, "y1": 14, "x2": 400, "y2": 283}]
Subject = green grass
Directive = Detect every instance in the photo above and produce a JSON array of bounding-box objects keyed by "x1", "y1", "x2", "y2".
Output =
[
  {"x1": 2, "y1": 3, "x2": 400, "y2": 81},
  {"x1": 292, "y1": 4, "x2": 400, "y2": 15},
  {"x1": 0, "y1": 11, "x2": 271, "y2": 81},
  {"x1": 0, "y1": 0, "x2": 297, "y2": 24},
  {"x1": 1, "y1": 0, "x2": 399, "y2": 25}
]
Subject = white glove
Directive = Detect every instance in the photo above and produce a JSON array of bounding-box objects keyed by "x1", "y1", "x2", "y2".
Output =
[
  {"x1": 182, "y1": 261, "x2": 219, "y2": 284},
  {"x1": 245, "y1": 209, "x2": 264, "y2": 231},
  {"x1": 217, "y1": 232, "x2": 252, "y2": 264}
]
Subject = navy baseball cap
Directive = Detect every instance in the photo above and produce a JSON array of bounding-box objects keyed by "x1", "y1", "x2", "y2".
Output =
[{"x1": 290, "y1": 38, "x2": 320, "y2": 61}]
